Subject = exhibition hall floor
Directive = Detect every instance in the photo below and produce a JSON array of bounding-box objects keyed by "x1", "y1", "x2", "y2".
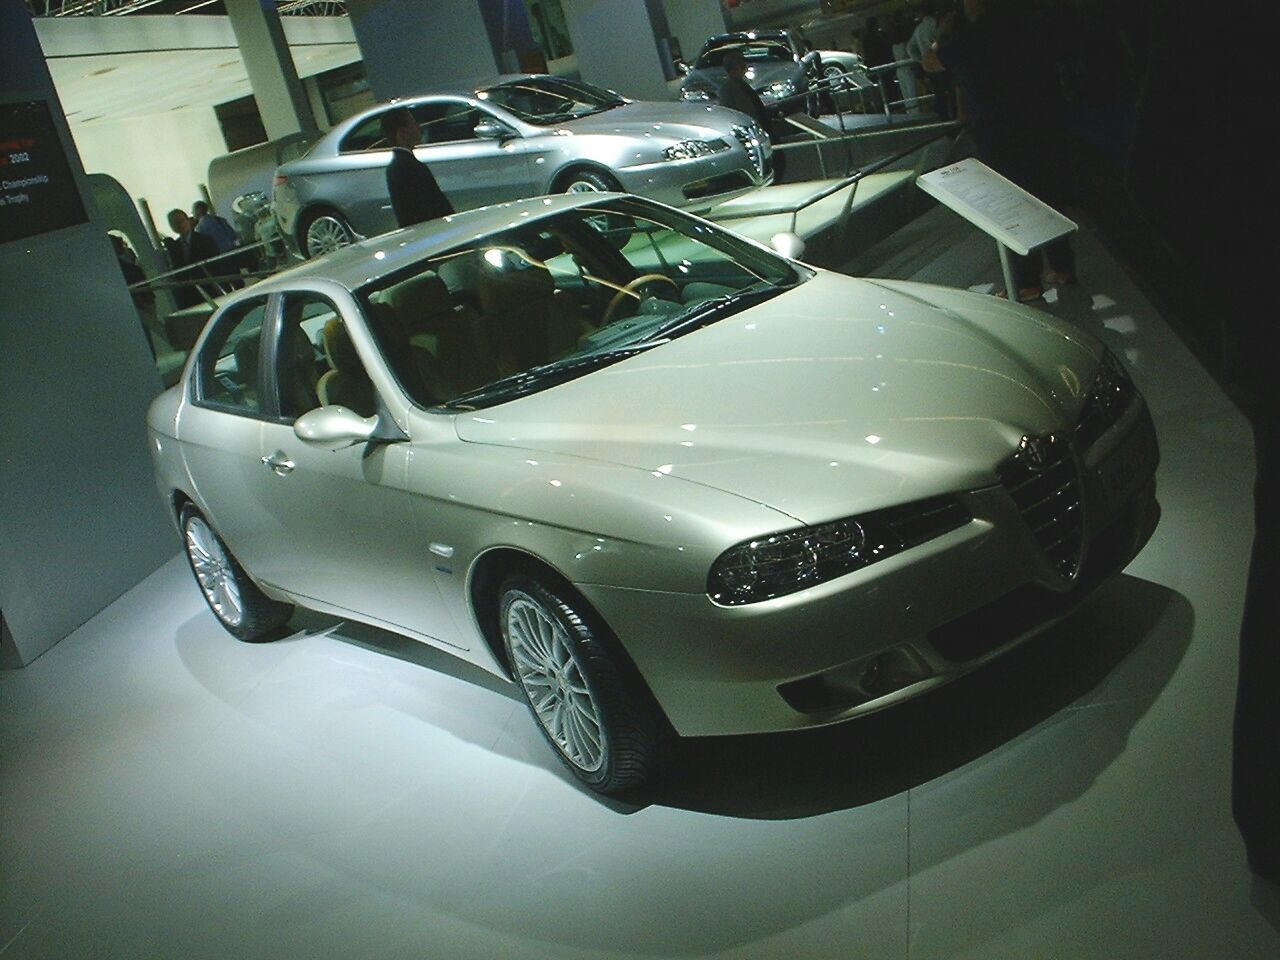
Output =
[{"x1": 4, "y1": 212, "x2": 1278, "y2": 959}]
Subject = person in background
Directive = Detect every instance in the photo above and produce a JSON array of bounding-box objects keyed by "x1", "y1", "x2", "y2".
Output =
[
  {"x1": 381, "y1": 107, "x2": 454, "y2": 228},
  {"x1": 908, "y1": 0, "x2": 953, "y2": 119},
  {"x1": 717, "y1": 49, "x2": 786, "y2": 180},
  {"x1": 191, "y1": 200, "x2": 238, "y2": 255},
  {"x1": 891, "y1": 13, "x2": 920, "y2": 114},
  {"x1": 166, "y1": 208, "x2": 219, "y2": 309},
  {"x1": 925, "y1": 0, "x2": 1075, "y2": 300}
]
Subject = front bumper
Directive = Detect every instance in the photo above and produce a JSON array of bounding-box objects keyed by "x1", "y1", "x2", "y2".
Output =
[{"x1": 578, "y1": 400, "x2": 1161, "y2": 737}]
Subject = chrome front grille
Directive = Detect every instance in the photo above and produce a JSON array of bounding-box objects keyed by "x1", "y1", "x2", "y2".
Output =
[
  {"x1": 732, "y1": 124, "x2": 767, "y2": 179},
  {"x1": 997, "y1": 432, "x2": 1084, "y2": 580}
]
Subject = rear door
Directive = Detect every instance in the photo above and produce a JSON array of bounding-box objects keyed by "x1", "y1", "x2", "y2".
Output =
[{"x1": 178, "y1": 296, "x2": 278, "y2": 576}]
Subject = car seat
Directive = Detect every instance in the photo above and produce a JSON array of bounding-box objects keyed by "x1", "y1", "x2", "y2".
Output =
[{"x1": 316, "y1": 318, "x2": 377, "y2": 417}]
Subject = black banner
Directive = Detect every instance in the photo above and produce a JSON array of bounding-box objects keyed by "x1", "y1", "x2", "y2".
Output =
[{"x1": 0, "y1": 100, "x2": 88, "y2": 245}]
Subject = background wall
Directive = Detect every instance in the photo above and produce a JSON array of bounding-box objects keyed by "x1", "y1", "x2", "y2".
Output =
[{"x1": 70, "y1": 108, "x2": 228, "y2": 229}]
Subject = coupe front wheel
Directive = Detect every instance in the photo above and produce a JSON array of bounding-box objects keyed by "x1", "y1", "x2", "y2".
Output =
[
  {"x1": 559, "y1": 169, "x2": 622, "y2": 194},
  {"x1": 180, "y1": 505, "x2": 292, "y2": 642},
  {"x1": 499, "y1": 574, "x2": 665, "y2": 795}
]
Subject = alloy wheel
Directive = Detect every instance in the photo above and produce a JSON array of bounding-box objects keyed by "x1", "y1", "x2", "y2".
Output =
[
  {"x1": 505, "y1": 594, "x2": 606, "y2": 773},
  {"x1": 184, "y1": 516, "x2": 244, "y2": 627},
  {"x1": 305, "y1": 214, "x2": 354, "y2": 257}
]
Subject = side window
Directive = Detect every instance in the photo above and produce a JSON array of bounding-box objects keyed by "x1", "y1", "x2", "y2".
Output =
[
  {"x1": 196, "y1": 299, "x2": 268, "y2": 415},
  {"x1": 340, "y1": 112, "x2": 390, "y2": 153},
  {"x1": 412, "y1": 101, "x2": 481, "y2": 145},
  {"x1": 276, "y1": 293, "x2": 379, "y2": 419}
]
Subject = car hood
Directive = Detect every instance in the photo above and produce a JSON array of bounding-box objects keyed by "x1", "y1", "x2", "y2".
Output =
[
  {"x1": 454, "y1": 273, "x2": 1102, "y2": 524},
  {"x1": 683, "y1": 62, "x2": 801, "y2": 95},
  {"x1": 559, "y1": 101, "x2": 747, "y2": 140}
]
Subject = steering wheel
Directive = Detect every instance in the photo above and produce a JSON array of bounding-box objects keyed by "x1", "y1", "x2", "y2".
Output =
[{"x1": 600, "y1": 273, "x2": 680, "y2": 328}]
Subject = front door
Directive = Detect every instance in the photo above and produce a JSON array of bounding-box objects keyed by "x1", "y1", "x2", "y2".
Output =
[
  {"x1": 250, "y1": 290, "x2": 458, "y2": 645},
  {"x1": 411, "y1": 98, "x2": 534, "y2": 211}
]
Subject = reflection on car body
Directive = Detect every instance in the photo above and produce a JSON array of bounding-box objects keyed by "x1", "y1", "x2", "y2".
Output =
[{"x1": 150, "y1": 194, "x2": 1160, "y2": 796}]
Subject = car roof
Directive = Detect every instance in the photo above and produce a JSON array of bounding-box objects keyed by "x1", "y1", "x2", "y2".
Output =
[
  {"x1": 249, "y1": 192, "x2": 626, "y2": 294},
  {"x1": 702, "y1": 30, "x2": 793, "y2": 48}
]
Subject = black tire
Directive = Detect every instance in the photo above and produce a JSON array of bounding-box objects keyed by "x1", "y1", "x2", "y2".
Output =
[
  {"x1": 299, "y1": 208, "x2": 355, "y2": 259},
  {"x1": 498, "y1": 573, "x2": 666, "y2": 795},
  {"x1": 556, "y1": 168, "x2": 622, "y2": 194},
  {"x1": 179, "y1": 504, "x2": 293, "y2": 643}
]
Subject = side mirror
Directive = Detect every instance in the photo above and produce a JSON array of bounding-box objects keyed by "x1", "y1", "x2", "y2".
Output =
[
  {"x1": 675, "y1": 59, "x2": 690, "y2": 76},
  {"x1": 770, "y1": 231, "x2": 806, "y2": 260},
  {"x1": 474, "y1": 120, "x2": 511, "y2": 141},
  {"x1": 293, "y1": 405, "x2": 378, "y2": 449}
]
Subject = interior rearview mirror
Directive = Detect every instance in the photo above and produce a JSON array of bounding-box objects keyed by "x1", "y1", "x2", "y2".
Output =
[
  {"x1": 770, "y1": 232, "x2": 806, "y2": 261},
  {"x1": 294, "y1": 405, "x2": 378, "y2": 449}
]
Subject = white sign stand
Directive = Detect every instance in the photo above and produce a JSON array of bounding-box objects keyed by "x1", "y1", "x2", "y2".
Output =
[{"x1": 917, "y1": 158, "x2": 1077, "y2": 299}]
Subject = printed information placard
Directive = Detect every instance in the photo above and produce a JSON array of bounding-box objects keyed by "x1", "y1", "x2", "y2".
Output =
[{"x1": 0, "y1": 100, "x2": 88, "y2": 245}]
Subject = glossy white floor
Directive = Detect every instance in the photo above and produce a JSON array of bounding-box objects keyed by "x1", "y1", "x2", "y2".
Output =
[{"x1": 4, "y1": 212, "x2": 1278, "y2": 960}]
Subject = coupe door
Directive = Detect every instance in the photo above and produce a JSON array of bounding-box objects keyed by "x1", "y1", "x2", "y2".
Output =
[
  {"x1": 248, "y1": 292, "x2": 459, "y2": 645},
  {"x1": 411, "y1": 98, "x2": 534, "y2": 211}
]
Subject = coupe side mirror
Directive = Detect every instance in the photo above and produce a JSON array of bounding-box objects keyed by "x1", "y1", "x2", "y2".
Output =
[
  {"x1": 770, "y1": 232, "x2": 806, "y2": 260},
  {"x1": 294, "y1": 405, "x2": 378, "y2": 449},
  {"x1": 474, "y1": 120, "x2": 512, "y2": 141}
]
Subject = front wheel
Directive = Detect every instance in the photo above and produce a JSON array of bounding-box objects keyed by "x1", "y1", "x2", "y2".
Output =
[
  {"x1": 180, "y1": 505, "x2": 293, "y2": 642},
  {"x1": 558, "y1": 169, "x2": 622, "y2": 194},
  {"x1": 499, "y1": 574, "x2": 665, "y2": 795},
  {"x1": 301, "y1": 209, "x2": 355, "y2": 259}
]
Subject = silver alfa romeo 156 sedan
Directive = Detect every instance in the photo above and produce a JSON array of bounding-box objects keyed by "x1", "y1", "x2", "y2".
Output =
[
  {"x1": 149, "y1": 193, "x2": 1160, "y2": 795},
  {"x1": 273, "y1": 74, "x2": 772, "y2": 259}
]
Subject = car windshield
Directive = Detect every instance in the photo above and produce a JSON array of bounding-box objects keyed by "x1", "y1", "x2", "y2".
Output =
[
  {"x1": 697, "y1": 41, "x2": 794, "y2": 69},
  {"x1": 477, "y1": 77, "x2": 625, "y2": 125},
  {"x1": 358, "y1": 198, "x2": 810, "y2": 411}
]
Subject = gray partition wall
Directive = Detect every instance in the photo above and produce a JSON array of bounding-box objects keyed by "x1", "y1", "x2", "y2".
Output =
[{"x1": 1, "y1": 3, "x2": 174, "y2": 667}]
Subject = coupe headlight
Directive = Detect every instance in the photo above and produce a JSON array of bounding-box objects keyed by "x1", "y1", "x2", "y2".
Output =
[
  {"x1": 765, "y1": 80, "x2": 797, "y2": 100},
  {"x1": 1076, "y1": 347, "x2": 1137, "y2": 448},
  {"x1": 663, "y1": 139, "x2": 719, "y2": 161},
  {"x1": 707, "y1": 494, "x2": 971, "y2": 605},
  {"x1": 681, "y1": 88, "x2": 713, "y2": 102}
]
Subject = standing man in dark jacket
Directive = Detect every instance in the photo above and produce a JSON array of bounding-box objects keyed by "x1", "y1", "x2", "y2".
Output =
[
  {"x1": 717, "y1": 49, "x2": 786, "y2": 180},
  {"x1": 381, "y1": 107, "x2": 453, "y2": 228},
  {"x1": 166, "y1": 208, "x2": 221, "y2": 308}
]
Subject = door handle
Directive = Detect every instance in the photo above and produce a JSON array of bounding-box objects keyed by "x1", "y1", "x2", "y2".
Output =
[{"x1": 261, "y1": 451, "x2": 295, "y2": 476}]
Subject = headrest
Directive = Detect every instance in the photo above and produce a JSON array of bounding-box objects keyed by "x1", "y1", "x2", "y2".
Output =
[
  {"x1": 474, "y1": 254, "x2": 554, "y2": 316},
  {"x1": 321, "y1": 317, "x2": 361, "y2": 373},
  {"x1": 386, "y1": 272, "x2": 452, "y2": 324},
  {"x1": 232, "y1": 335, "x2": 259, "y2": 383}
]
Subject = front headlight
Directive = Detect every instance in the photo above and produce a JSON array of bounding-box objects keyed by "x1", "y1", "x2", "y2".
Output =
[
  {"x1": 707, "y1": 494, "x2": 971, "y2": 605},
  {"x1": 681, "y1": 88, "x2": 713, "y2": 101},
  {"x1": 662, "y1": 139, "x2": 719, "y2": 161},
  {"x1": 765, "y1": 80, "x2": 797, "y2": 100}
]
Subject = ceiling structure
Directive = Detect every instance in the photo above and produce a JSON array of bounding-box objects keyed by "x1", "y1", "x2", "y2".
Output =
[
  {"x1": 27, "y1": 1, "x2": 346, "y2": 17},
  {"x1": 34, "y1": 13, "x2": 360, "y2": 122}
]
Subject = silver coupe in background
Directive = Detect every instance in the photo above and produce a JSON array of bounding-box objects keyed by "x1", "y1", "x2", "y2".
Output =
[
  {"x1": 273, "y1": 74, "x2": 772, "y2": 259},
  {"x1": 149, "y1": 193, "x2": 1160, "y2": 796}
]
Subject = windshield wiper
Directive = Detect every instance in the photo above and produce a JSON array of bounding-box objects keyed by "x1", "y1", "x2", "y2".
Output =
[
  {"x1": 439, "y1": 342, "x2": 660, "y2": 411},
  {"x1": 645, "y1": 282, "x2": 795, "y2": 342}
]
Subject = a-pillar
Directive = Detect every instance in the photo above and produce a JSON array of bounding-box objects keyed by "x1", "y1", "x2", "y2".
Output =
[
  {"x1": 560, "y1": 0, "x2": 677, "y2": 102},
  {"x1": 0, "y1": 4, "x2": 172, "y2": 667},
  {"x1": 225, "y1": 0, "x2": 318, "y2": 139},
  {"x1": 345, "y1": 0, "x2": 500, "y2": 103},
  {"x1": 662, "y1": 0, "x2": 728, "y2": 65}
]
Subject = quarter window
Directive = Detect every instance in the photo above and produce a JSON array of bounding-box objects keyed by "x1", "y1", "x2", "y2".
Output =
[{"x1": 196, "y1": 299, "x2": 268, "y2": 415}]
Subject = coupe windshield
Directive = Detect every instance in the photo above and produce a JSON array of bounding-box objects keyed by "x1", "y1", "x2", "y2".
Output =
[
  {"x1": 697, "y1": 41, "x2": 794, "y2": 69},
  {"x1": 359, "y1": 198, "x2": 809, "y2": 410},
  {"x1": 477, "y1": 77, "x2": 624, "y2": 125}
]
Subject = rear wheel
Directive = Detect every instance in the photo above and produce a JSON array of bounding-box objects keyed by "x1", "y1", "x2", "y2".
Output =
[
  {"x1": 499, "y1": 573, "x2": 665, "y2": 795},
  {"x1": 301, "y1": 209, "x2": 355, "y2": 259},
  {"x1": 180, "y1": 505, "x2": 292, "y2": 642}
]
